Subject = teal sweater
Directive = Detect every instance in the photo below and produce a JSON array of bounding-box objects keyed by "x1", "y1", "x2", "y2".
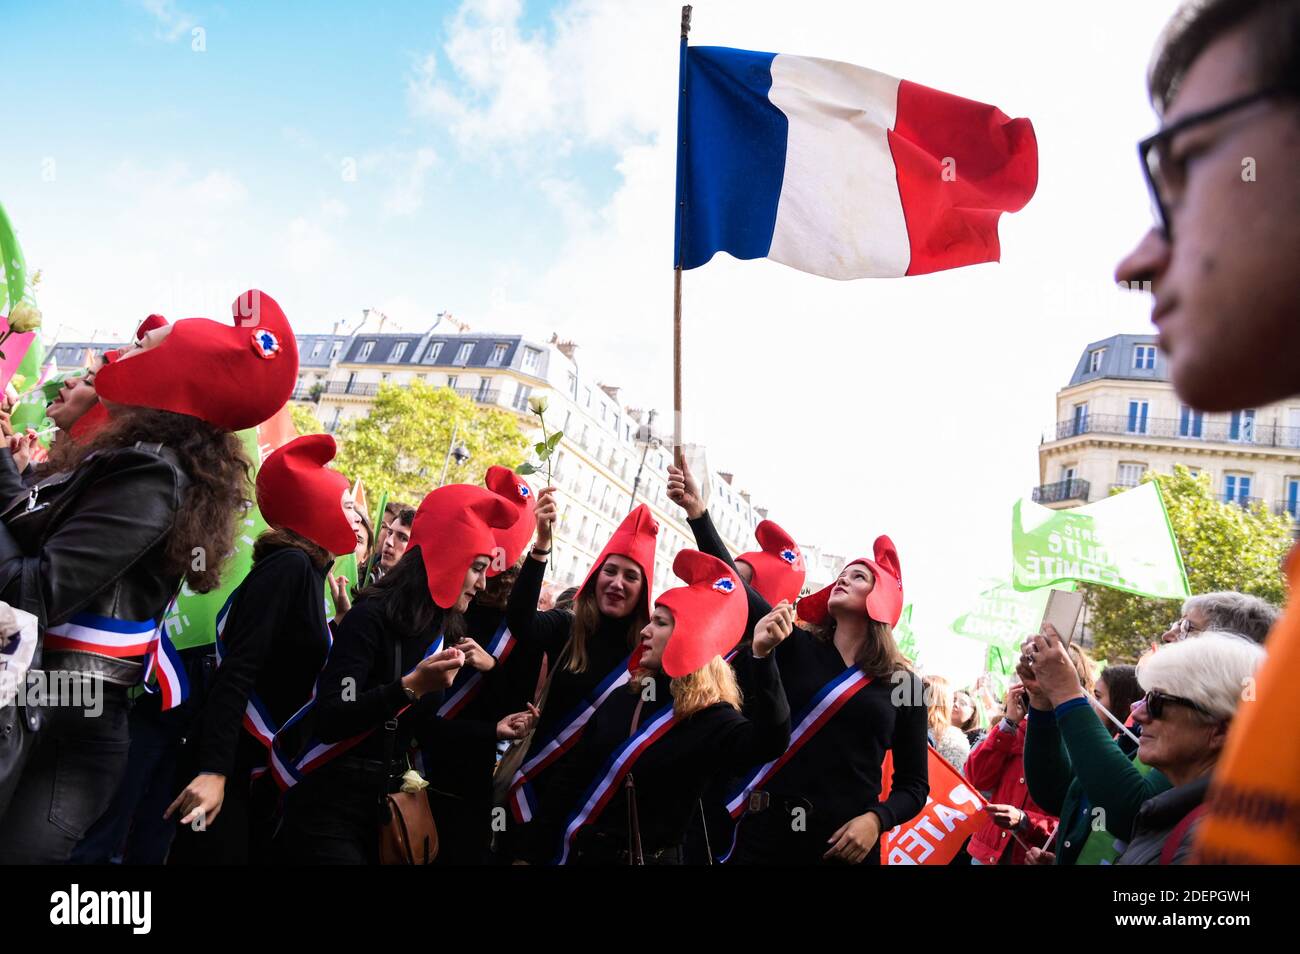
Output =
[{"x1": 1023, "y1": 697, "x2": 1171, "y2": 865}]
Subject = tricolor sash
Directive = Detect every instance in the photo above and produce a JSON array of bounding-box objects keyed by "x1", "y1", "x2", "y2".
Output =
[
  {"x1": 554, "y1": 703, "x2": 679, "y2": 865},
  {"x1": 47, "y1": 594, "x2": 187, "y2": 710},
  {"x1": 268, "y1": 636, "x2": 445, "y2": 791},
  {"x1": 437, "y1": 620, "x2": 515, "y2": 720},
  {"x1": 507, "y1": 654, "x2": 634, "y2": 823},
  {"x1": 45, "y1": 614, "x2": 158, "y2": 658},
  {"x1": 716, "y1": 665, "x2": 872, "y2": 862},
  {"x1": 724, "y1": 665, "x2": 872, "y2": 819}
]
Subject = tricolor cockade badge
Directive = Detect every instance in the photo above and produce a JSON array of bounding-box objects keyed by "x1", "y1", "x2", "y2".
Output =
[
  {"x1": 251, "y1": 328, "x2": 281, "y2": 359},
  {"x1": 780, "y1": 547, "x2": 799, "y2": 565},
  {"x1": 712, "y1": 577, "x2": 736, "y2": 593}
]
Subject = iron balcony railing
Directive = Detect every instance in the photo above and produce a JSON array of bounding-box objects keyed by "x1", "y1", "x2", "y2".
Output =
[
  {"x1": 454, "y1": 387, "x2": 500, "y2": 405},
  {"x1": 1048, "y1": 414, "x2": 1300, "y2": 448},
  {"x1": 324, "y1": 381, "x2": 379, "y2": 397},
  {"x1": 1032, "y1": 479, "x2": 1091, "y2": 504}
]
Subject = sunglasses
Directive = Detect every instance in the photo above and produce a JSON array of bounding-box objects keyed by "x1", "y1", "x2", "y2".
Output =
[
  {"x1": 1138, "y1": 86, "x2": 1283, "y2": 241},
  {"x1": 1141, "y1": 689, "x2": 1213, "y2": 720}
]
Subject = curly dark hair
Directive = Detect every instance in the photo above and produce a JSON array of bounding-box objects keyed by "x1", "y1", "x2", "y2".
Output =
[{"x1": 62, "y1": 406, "x2": 252, "y2": 592}]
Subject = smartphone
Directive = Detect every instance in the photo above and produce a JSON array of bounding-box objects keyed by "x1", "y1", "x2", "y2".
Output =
[{"x1": 1041, "y1": 589, "x2": 1085, "y2": 644}]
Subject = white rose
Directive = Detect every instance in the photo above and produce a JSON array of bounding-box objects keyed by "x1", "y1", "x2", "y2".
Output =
[
  {"x1": 527, "y1": 394, "x2": 549, "y2": 415},
  {"x1": 7, "y1": 301, "x2": 41, "y2": 334},
  {"x1": 399, "y1": 769, "x2": 429, "y2": 794}
]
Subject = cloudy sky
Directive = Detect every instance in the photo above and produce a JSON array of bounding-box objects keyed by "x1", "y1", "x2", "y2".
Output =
[{"x1": 4, "y1": 0, "x2": 1184, "y2": 679}]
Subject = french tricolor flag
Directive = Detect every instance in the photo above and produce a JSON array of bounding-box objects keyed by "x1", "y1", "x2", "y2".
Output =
[{"x1": 676, "y1": 47, "x2": 1038, "y2": 278}]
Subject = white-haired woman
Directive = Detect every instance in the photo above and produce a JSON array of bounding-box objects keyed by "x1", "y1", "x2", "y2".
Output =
[{"x1": 1115, "y1": 633, "x2": 1265, "y2": 865}]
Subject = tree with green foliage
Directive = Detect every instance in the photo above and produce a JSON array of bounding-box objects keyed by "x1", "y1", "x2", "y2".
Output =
[
  {"x1": 290, "y1": 402, "x2": 323, "y2": 436},
  {"x1": 1085, "y1": 466, "x2": 1291, "y2": 662},
  {"x1": 333, "y1": 380, "x2": 530, "y2": 502}
]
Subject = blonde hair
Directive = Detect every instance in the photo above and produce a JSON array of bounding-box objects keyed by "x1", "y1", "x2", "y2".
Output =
[
  {"x1": 669, "y1": 656, "x2": 742, "y2": 719},
  {"x1": 924, "y1": 675, "x2": 956, "y2": 739},
  {"x1": 1067, "y1": 643, "x2": 1097, "y2": 695}
]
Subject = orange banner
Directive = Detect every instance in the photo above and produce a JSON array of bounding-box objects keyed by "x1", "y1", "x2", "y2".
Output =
[{"x1": 879, "y1": 745, "x2": 987, "y2": 865}]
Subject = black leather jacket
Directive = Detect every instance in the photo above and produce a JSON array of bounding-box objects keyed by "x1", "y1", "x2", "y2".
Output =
[{"x1": 0, "y1": 442, "x2": 190, "y2": 685}]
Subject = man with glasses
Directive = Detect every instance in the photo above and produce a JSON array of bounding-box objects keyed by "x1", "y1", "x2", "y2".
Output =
[
  {"x1": 1114, "y1": 0, "x2": 1300, "y2": 864},
  {"x1": 1160, "y1": 591, "x2": 1278, "y2": 644}
]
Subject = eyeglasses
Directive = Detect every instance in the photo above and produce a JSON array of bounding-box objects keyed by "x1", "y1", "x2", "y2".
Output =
[
  {"x1": 1168, "y1": 617, "x2": 1202, "y2": 640},
  {"x1": 1138, "y1": 86, "x2": 1282, "y2": 241},
  {"x1": 1142, "y1": 689, "x2": 1213, "y2": 720}
]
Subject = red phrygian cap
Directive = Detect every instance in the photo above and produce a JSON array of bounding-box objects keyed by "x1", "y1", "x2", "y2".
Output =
[
  {"x1": 256, "y1": 434, "x2": 356, "y2": 556},
  {"x1": 409, "y1": 484, "x2": 518, "y2": 609},
  {"x1": 135, "y1": 314, "x2": 168, "y2": 342},
  {"x1": 656, "y1": 550, "x2": 748, "y2": 678},
  {"x1": 737, "y1": 519, "x2": 806, "y2": 606},
  {"x1": 797, "y1": 535, "x2": 904, "y2": 628},
  {"x1": 483, "y1": 465, "x2": 536, "y2": 576},
  {"x1": 581, "y1": 503, "x2": 658, "y2": 620},
  {"x1": 95, "y1": 290, "x2": 298, "y2": 432}
]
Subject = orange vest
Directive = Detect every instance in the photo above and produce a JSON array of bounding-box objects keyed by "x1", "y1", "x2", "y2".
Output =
[{"x1": 1194, "y1": 546, "x2": 1300, "y2": 863}]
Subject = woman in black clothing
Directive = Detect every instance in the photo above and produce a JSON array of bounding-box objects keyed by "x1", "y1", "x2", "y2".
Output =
[
  {"x1": 519, "y1": 550, "x2": 790, "y2": 865},
  {"x1": 498, "y1": 495, "x2": 659, "y2": 828},
  {"x1": 276, "y1": 483, "x2": 535, "y2": 864},
  {"x1": 421, "y1": 466, "x2": 538, "y2": 864},
  {"x1": 724, "y1": 539, "x2": 930, "y2": 866},
  {"x1": 0, "y1": 290, "x2": 295, "y2": 863},
  {"x1": 166, "y1": 434, "x2": 358, "y2": 864}
]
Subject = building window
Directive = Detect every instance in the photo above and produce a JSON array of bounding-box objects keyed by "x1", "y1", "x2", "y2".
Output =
[
  {"x1": 1133, "y1": 345, "x2": 1156, "y2": 370},
  {"x1": 358, "y1": 340, "x2": 375, "y2": 361},
  {"x1": 329, "y1": 341, "x2": 342, "y2": 360},
  {"x1": 1224, "y1": 474, "x2": 1253, "y2": 506},
  {"x1": 584, "y1": 387, "x2": 592, "y2": 408},
  {"x1": 311, "y1": 341, "x2": 323, "y2": 358},
  {"x1": 1088, "y1": 348, "x2": 1105, "y2": 373},
  {"x1": 1286, "y1": 478, "x2": 1300, "y2": 519},
  {"x1": 1179, "y1": 405, "x2": 1204, "y2": 438},
  {"x1": 455, "y1": 343, "x2": 473, "y2": 366},
  {"x1": 1127, "y1": 400, "x2": 1149, "y2": 435},
  {"x1": 488, "y1": 343, "x2": 508, "y2": 367},
  {"x1": 477, "y1": 378, "x2": 494, "y2": 402},
  {"x1": 446, "y1": 375, "x2": 458, "y2": 390},
  {"x1": 1072, "y1": 403, "x2": 1089, "y2": 435},
  {"x1": 1229, "y1": 409, "x2": 1256, "y2": 443},
  {"x1": 523, "y1": 347, "x2": 542, "y2": 372},
  {"x1": 514, "y1": 383, "x2": 532, "y2": 412},
  {"x1": 423, "y1": 341, "x2": 443, "y2": 364},
  {"x1": 1116, "y1": 462, "x2": 1145, "y2": 488},
  {"x1": 389, "y1": 341, "x2": 408, "y2": 363},
  {"x1": 568, "y1": 373, "x2": 578, "y2": 399}
]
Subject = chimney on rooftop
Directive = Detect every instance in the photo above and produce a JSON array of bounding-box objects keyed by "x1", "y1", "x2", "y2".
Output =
[{"x1": 719, "y1": 472, "x2": 734, "y2": 485}]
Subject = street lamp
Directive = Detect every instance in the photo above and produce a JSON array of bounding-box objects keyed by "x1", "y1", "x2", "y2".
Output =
[
  {"x1": 629, "y1": 409, "x2": 660, "y2": 513},
  {"x1": 439, "y1": 422, "x2": 471, "y2": 486}
]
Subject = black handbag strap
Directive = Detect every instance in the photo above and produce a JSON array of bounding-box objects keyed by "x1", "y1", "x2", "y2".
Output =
[{"x1": 380, "y1": 638, "x2": 403, "y2": 801}]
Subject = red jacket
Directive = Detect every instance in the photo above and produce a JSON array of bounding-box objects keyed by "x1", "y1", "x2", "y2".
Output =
[{"x1": 963, "y1": 720, "x2": 1057, "y2": 864}]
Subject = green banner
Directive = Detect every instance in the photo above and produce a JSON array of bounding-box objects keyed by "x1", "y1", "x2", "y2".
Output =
[
  {"x1": 894, "y1": 604, "x2": 916, "y2": 662},
  {"x1": 949, "y1": 578, "x2": 1074, "y2": 697},
  {"x1": 1011, "y1": 481, "x2": 1189, "y2": 600},
  {"x1": 323, "y1": 552, "x2": 359, "y2": 619},
  {"x1": 0, "y1": 200, "x2": 27, "y2": 313}
]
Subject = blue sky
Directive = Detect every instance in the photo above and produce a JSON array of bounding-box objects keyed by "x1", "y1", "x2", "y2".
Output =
[
  {"x1": 4, "y1": 0, "x2": 1187, "y2": 679},
  {"x1": 4, "y1": 0, "x2": 630, "y2": 339}
]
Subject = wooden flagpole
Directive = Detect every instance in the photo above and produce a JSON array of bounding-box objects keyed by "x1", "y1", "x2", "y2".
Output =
[{"x1": 673, "y1": 4, "x2": 692, "y2": 470}]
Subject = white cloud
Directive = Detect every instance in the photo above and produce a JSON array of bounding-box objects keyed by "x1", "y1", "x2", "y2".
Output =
[
  {"x1": 283, "y1": 200, "x2": 349, "y2": 275},
  {"x1": 137, "y1": 0, "x2": 197, "y2": 42},
  {"x1": 408, "y1": 0, "x2": 662, "y2": 152}
]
